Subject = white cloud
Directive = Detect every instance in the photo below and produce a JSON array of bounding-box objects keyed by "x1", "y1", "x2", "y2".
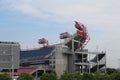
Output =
[
  {"x1": 15, "y1": 4, "x2": 44, "y2": 18},
  {"x1": 1, "y1": 0, "x2": 120, "y2": 68},
  {"x1": 1, "y1": 0, "x2": 120, "y2": 24}
]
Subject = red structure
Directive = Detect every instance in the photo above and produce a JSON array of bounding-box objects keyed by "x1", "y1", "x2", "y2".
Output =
[
  {"x1": 38, "y1": 38, "x2": 49, "y2": 47},
  {"x1": 60, "y1": 32, "x2": 72, "y2": 39},
  {"x1": 75, "y1": 21, "x2": 90, "y2": 49}
]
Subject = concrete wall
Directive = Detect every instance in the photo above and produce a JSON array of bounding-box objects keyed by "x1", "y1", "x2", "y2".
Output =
[
  {"x1": 0, "y1": 42, "x2": 20, "y2": 70},
  {"x1": 54, "y1": 44, "x2": 106, "y2": 75},
  {"x1": 55, "y1": 45, "x2": 68, "y2": 77}
]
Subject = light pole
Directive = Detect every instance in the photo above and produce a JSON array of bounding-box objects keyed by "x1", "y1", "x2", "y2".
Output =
[{"x1": 11, "y1": 45, "x2": 14, "y2": 80}]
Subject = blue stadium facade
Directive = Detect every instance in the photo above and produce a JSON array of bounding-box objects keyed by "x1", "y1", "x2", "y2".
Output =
[{"x1": 20, "y1": 46, "x2": 55, "y2": 67}]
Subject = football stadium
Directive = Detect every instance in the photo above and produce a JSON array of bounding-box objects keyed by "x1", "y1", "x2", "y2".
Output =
[{"x1": 0, "y1": 21, "x2": 106, "y2": 78}]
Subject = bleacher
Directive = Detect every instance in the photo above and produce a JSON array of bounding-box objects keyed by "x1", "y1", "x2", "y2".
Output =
[{"x1": 20, "y1": 46, "x2": 55, "y2": 66}]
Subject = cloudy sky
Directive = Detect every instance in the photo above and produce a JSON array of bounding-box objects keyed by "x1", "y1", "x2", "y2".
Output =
[{"x1": 0, "y1": 0, "x2": 120, "y2": 68}]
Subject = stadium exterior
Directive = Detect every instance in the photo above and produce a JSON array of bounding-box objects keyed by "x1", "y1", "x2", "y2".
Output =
[
  {"x1": 19, "y1": 32, "x2": 106, "y2": 77},
  {"x1": 19, "y1": 21, "x2": 106, "y2": 77},
  {"x1": 0, "y1": 21, "x2": 106, "y2": 78}
]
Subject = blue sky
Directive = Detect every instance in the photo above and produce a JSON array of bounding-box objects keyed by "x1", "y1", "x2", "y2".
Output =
[{"x1": 0, "y1": 0, "x2": 120, "y2": 68}]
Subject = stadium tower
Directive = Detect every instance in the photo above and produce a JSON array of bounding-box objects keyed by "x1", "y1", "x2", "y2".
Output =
[{"x1": 19, "y1": 21, "x2": 106, "y2": 77}]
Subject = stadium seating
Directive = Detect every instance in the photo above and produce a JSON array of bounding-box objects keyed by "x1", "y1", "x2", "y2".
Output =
[{"x1": 20, "y1": 46, "x2": 55, "y2": 65}]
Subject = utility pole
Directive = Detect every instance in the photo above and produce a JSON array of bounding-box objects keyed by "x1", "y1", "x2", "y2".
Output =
[{"x1": 11, "y1": 45, "x2": 14, "y2": 80}]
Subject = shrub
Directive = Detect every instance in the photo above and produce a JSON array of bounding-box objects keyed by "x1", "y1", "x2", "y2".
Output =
[
  {"x1": 73, "y1": 72, "x2": 82, "y2": 80},
  {"x1": 110, "y1": 72, "x2": 120, "y2": 80},
  {"x1": 94, "y1": 72, "x2": 111, "y2": 80},
  {"x1": 59, "y1": 72, "x2": 74, "y2": 80},
  {"x1": 40, "y1": 71, "x2": 57, "y2": 80},
  {"x1": 82, "y1": 72, "x2": 94, "y2": 80},
  {"x1": 106, "y1": 68, "x2": 118, "y2": 75},
  {"x1": 0, "y1": 74, "x2": 12, "y2": 80},
  {"x1": 17, "y1": 73, "x2": 34, "y2": 80}
]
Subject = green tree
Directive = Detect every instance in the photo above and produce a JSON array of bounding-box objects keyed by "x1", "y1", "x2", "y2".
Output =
[
  {"x1": 40, "y1": 71, "x2": 57, "y2": 80},
  {"x1": 49, "y1": 71, "x2": 58, "y2": 80},
  {"x1": 94, "y1": 72, "x2": 104, "y2": 80},
  {"x1": 82, "y1": 72, "x2": 94, "y2": 80},
  {"x1": 94, "y1": 72, "x2": 111, "y2": 80},
  {"x1": 110, "y1": 72, "x2": 120, "y2": 80},
  {"x1": 40, "y1": 73, "x2": 50, "y2": 80},
  {"x1": 73, "y1": 72, "x2": 82, "y2": 80},
  {"x1": 59, "y1": 72, "x2": 74, "y2": 80},
  {"x1": 17, "y1": 73, "x2": 34, "y2": 80},
  {"x1": 106, "y1": 68, "x2": 118, "y2": 75},
  {"x1": 0, "y1": 74, "x2": 12, "y2": 80},
  {"x1": 103, "y1": 74, "x2": 111, "y2": 80}
]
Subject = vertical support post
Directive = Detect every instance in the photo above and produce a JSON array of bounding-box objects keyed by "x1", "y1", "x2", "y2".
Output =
[
  {"x1": 72, "y1": 39, "x2": 75, "y2": 73},
  {"x1": 88, "y1": 54, "x2": 90, "y2": 73},
  {"x1": 105, "y1": 52, "x2": 107, "y2": 73},
  {"x1": 72, "y1": 39, "x2": 74, "y2": 53},
  {"x1": 51, "y1": 52, "x2": 53, "y2": 70},
  {"x1": 11, "y1": 45, "x2": 14, "y2": 80},
  {"x1": 35, "y1": 71, "x2": 38, "y2": 80},
  {"x1": 97, "y1": 53, "x2": 99, "y2": 72},
  {"x1": 82, "y1": 53, "x2": 83, "y2": 73},
  {"x1": 80, "y1": 66, "x2": 81, "y2": 73}
]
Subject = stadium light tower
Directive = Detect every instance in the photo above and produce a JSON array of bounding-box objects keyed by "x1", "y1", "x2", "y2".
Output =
[{"x1": 38, "y1": 38, "x2": 49, "y2": 47}]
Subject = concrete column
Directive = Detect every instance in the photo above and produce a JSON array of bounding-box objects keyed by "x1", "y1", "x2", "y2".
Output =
[
  {"x1": 71, "y1": 39, "x2": 75, "y2": 73},
  {"x1": 104, "y1": 52, "x2": 107, "y2": 73},
  {"x1": 35, "y1": 71, "x2": 38, "y2": 80},
  {"x1": 97, "y1": 54, "x2": 99, "y2": 72},
  {"x1": 88, "y1": 54, "x2": 91, "y2": 73},
  {"x1": 82, "y1": 53, "x2": 83, "y2": 73}
]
